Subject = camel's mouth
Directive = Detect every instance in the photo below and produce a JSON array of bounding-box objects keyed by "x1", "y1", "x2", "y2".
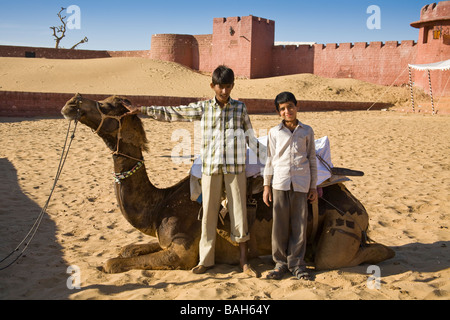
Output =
[{"x1": 61, "y1": 103, "x2": 83, "y2": 120}]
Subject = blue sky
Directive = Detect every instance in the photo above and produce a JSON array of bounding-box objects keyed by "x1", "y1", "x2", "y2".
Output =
[{"x1": 0, "y1": 0, "x2": 433, "y2": 51}]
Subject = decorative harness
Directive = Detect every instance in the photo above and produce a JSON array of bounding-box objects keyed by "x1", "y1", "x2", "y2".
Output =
[{"x1": 78, "y1": 95, "x2": 145, "y2": 184}]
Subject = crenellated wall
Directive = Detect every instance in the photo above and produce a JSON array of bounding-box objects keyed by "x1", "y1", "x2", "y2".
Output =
[
  {"x1": 272, "y1": 45, "x2": 314, "y2": 76},
  {"x1": 313, "y1": 40, "x2": 418, "y2": 86}
]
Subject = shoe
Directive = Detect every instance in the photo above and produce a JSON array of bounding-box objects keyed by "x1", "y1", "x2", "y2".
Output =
[
  {"x1": 192, "y1": 265, "x2": 212, "y2": 274},
  {"x1": 292, "y1": 267, "x2": 311, "y2": 280},
  {"x1": 265, "y1": 267, "x2": 286, "y2": 280}
]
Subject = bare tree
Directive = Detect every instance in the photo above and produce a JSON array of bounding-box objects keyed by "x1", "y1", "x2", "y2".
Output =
[{"x1": 50, "y1": 7, "x2": 88, "y2": 49}]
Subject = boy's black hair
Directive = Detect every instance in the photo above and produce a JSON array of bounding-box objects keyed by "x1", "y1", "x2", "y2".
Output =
[
  {"x1": 274, "y1": 91, "x2": 297, "y2": 112},
  {"x1": 212, "y1": 65, "x2": 235, "y2": 85}
]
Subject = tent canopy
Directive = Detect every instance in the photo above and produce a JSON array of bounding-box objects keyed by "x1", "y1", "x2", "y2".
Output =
[
  {"x1": 408, "y1": 59, "x2": 450, "y2": 115},
  {"x1": 408, "y1": 59, "x2": 450, "y2": 71}
]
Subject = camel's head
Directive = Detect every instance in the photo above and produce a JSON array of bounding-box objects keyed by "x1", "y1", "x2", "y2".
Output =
[{"x1": 62, "y1": 93, "x2": 148, "y2": 152}]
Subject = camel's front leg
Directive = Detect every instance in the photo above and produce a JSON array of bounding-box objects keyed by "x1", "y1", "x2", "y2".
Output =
[
  {"x1": 119, "y1": 239, "x2": 162, "y2": 258},
  {"x1": 101, "y1": 240, "x2": 198, "y2": 273}
]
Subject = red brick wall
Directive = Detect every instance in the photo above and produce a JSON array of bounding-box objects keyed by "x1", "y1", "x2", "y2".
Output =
[
  {"x1": 0, "y1": 45, "x2": 111, "y2": 59},
  {"x1": 249, "y1": 16, "x2": 275, "y2": 78},
  {"x1": 212, "y1": 16, "x2": 253, "y2": 77},
  {"x1": 192, "y1": 34, "x2": 213, "y2": 72},
  {"x1": 412, "y1": 21, "x2": 450, "y2": 95},
  {"x1": 272, "y1": 45, "x2": 314, "y2": 76},
  {"x1": 312, "y1": 41, "x2": 417, "y2": 86},
  {"x1": 0, "y1": 45, "x2": 154, "y2": 60},
  {"x1": 0, "y1": 91, "x2": 200, "y2": 117},
  {"x1": 0, "y1": 91, "x2": 391, "y2": 117},
  {"x1": 150, "y1": 34, "x2": 194, "y2": 68}
]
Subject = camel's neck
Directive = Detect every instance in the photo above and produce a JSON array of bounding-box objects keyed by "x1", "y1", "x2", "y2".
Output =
[{"x1": 112, "y1": 144, "x2": 164, "y2": 236}]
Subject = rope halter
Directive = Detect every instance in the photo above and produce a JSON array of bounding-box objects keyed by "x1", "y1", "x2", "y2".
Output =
[{"x1": 92, "y1": 99, "x2": 144, "y2": 163}]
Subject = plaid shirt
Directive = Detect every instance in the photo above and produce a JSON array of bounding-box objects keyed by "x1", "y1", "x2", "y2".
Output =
[{"x1": 141, "y1": 97, "x2": 265, "y2": 176}]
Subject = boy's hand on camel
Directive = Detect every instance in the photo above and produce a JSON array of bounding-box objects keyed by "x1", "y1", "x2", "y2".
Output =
[{"x1": 122, "y1": 100, "x2": 140, "y2": 115}]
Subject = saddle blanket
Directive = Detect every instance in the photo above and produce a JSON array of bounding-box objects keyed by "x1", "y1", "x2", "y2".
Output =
[{"x1": 189, "y1": 136, "x2": 347, "y2": 201}]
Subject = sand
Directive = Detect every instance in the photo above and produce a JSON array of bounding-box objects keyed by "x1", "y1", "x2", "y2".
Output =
[
  {"x1": 0, "y1": 57, "x2": 449, "y2": 301},
  {"x1": 0, "y1": 57, "x2": 433, "y2": 108}
]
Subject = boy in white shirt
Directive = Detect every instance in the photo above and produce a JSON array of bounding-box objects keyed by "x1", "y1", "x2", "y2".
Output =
[{"x1": 263, "y1": 92, "x2": 318, "y2": 280}]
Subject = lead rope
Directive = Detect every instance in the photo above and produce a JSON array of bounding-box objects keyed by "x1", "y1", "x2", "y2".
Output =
[{"x1": 0, "y1": 112, "x2": 80, "y2": 271}]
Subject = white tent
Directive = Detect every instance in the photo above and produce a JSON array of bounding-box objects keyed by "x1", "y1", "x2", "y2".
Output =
[{"x1": 408, "y1": 59, "x2": 450, "y2": 115}]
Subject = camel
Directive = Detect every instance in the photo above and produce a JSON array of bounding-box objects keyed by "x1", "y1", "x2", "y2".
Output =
[{"x1": 61, "y1": 94, "x2": 395, "y2": 274}]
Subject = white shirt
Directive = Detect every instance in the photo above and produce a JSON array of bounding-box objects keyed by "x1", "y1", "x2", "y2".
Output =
[{"x1": 263, "y1": 120, "x2": 318, "y2": 192}]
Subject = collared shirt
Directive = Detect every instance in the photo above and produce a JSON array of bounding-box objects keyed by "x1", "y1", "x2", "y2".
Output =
[
  {"x1": 263, "y1": 120, "x2": 318, "y2": 192},
  {"x1": 141, "y1": 97, "x2": 265, "y2": 176}
]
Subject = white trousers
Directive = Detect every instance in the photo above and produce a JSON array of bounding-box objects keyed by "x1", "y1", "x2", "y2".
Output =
[{"x1": 199, "y1": 172, "x2": 249, "y2": 267}]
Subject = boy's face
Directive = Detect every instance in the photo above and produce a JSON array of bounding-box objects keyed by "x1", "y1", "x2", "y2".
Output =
[
  {"x1": 278, "y1": 101, "x2": 298, "y2": 122},
  {"x1": 211, "y1": 83, "x2": 234, "y2": 105}
]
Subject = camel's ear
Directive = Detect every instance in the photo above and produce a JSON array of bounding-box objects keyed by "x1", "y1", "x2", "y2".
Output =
[
  {"x1": 101, "y1": 96, "x2": 131, "y2": 113},
  {"x1": 110, "y1": 96, "x2": 131, "y2": 109}
]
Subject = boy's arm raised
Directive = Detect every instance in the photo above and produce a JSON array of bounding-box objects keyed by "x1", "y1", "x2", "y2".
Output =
[{"x1": 123, "y1": 100, "x2": 204, "y2": 122}]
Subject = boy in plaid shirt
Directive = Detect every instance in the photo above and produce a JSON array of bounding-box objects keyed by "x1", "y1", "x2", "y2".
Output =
[{"x1": 124, "y1": 66, "x2": 264, "y2": 276}]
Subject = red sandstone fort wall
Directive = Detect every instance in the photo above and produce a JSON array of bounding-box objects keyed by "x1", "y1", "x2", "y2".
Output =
[
  {"x1": 0, "y1": 45, "x2": 153, "y2": 59},
  {"x1": 313, "y1": 40, "x2": 418, "y2": 86},
  {"x1": 0, "y1": 45, "x2": 111, "y2": 59},
  {"x1": 212, "y1": 16, "x2": 252, "y2": 77},
  {"x1": 249, "y1": 17, "x2": 275, "y2": 78},
  {"x1": 272, "y1": 45, "x2": 315, "y2": 76},
  {"x1": 0, "y1": 91, "x2": 391, "y2": 117}
]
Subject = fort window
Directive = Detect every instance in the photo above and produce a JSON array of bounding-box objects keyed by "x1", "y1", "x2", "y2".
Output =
[
  {"x1": 423, "y1": 27, "x2": 429, "y2": 43},
  {"x1": 433, "y1": 28, "x2": 441, "y2": 39}
]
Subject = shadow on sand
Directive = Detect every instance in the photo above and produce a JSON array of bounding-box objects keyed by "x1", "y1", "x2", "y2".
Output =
[{"x1": 0, "y1": 158, "x2": 70, "y2": 299}]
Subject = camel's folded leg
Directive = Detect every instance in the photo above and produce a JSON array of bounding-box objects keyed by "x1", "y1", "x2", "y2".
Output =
[
  {"x1": 102, "y1": 242, "x2": 198, "y2": 273},
  {"x1": 314, "y1": 223, "x2": 395, "y2": 270},
  {"x1": 348, "y1": 243, "x2": 395, "y2": 267},
  {"x1": 119, "y1": 240, "x2": 162, "y2": 258},
  {"x1": 314, "y1": 225, "x2": 361, "y2": 270}
]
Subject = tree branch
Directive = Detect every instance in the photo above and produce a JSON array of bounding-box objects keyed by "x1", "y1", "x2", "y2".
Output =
[
  {"x1": 70, "y1": 37, "x2": 89, "y2": 49},
  {"x1": 50, "y1": 7, "x2": 67, "y2": 49}
]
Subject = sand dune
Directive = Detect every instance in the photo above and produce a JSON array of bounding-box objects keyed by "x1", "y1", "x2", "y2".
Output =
[{"x1": 0, "y1": 57, "x2": 430, "y2": 108}]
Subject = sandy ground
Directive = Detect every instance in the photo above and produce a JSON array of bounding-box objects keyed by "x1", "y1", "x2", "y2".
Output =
[{"x1": 0, "y1": 57, "x2": 449, "y2": 301}]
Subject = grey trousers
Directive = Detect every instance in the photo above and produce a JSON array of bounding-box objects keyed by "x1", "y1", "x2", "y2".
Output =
[{"x1": 272, "y1": 187, "x2": 308, "y2": 272}]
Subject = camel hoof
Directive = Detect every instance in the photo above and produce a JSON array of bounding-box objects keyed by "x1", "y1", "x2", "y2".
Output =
[{"x1": 101, "y1": 258, "x2": 128, "y2": 274}]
